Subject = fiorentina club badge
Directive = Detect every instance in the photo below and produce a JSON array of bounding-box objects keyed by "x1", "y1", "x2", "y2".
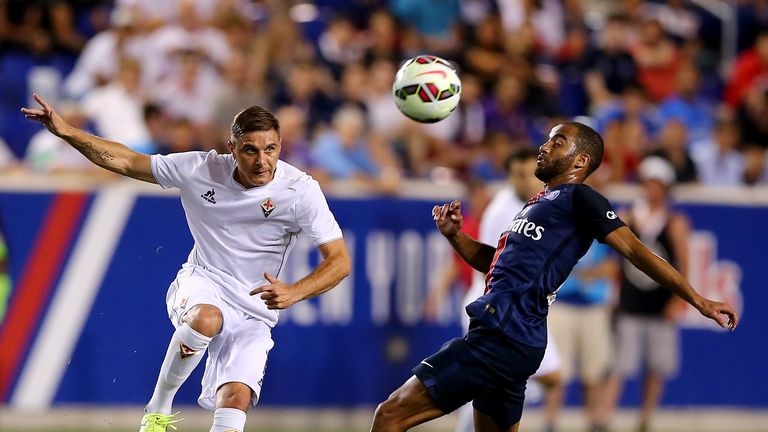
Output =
[{"x1": 261, "y1": 197, "x2": 275, "y2": 217}]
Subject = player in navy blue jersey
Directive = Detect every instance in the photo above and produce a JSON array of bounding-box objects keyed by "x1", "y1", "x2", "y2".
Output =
[{"x1": 369, "y1": 122, "x2": 738, "y2": 432}]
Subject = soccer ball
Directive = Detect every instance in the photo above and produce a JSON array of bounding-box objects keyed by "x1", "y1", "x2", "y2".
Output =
[{"x1": 392, "y1": 55, "x2": 461, "y2": 123}]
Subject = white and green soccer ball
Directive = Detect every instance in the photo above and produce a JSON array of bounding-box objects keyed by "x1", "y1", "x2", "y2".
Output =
[{"x1": 392, "y1": 55, "x2": 462, "y2": 123}]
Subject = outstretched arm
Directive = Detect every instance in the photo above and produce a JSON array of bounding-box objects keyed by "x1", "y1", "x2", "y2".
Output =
[
  {"x1": 433, "y1": 200, "x2": 496, "y2": 273},
  {"x1": 250, "y1": 238, "x2": 351, "y2": 310},
  {"x1": 21, "y1": 94, "x2": 156, "y2": 183},
  {"x1": 604, "y1": 226, "x2": 738, "y2": 330}
]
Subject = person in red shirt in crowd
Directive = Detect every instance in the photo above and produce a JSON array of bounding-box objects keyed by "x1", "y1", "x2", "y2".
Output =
[{"x1": 725, "y1": 29, "x2": 768, "y2": 108}]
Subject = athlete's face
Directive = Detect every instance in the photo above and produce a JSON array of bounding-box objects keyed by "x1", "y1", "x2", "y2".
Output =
[
  {"x1": 508, "y1": 158, "x2": 543, "y2": 201},
  {"x1": 535, "y1": 124, "x2": 579, "y2": 183},
  {"x1": 228, "y1": 129, "x2": 282, "y2": 188}
]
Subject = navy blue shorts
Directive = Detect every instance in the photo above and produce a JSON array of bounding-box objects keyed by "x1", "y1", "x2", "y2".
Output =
[{"x1": 412, "y1": 327, "x2": 545, "y2": 429}]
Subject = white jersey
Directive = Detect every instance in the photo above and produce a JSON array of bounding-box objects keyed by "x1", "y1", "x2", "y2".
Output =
[{"x1": 151, "y1": 150, "x2": 343, "y2": 326}]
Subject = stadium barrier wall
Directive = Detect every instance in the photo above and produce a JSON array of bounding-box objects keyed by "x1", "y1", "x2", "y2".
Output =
[{"x1": 0, "y1": 178, "x2": 765, "y2": 409}]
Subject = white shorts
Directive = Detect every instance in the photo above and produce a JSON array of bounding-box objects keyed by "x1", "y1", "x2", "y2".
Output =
[{"x1": 166, "y1": 266, "x2": 275, "y2": 411}]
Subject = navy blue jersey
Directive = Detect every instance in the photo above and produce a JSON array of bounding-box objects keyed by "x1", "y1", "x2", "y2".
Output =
[{"x1": 466, "y1": 183, "x2": 625, "y2": 348}]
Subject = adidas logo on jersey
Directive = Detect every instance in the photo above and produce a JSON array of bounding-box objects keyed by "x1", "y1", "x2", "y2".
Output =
[
  {"x1": 507, "y1": 217, "x2": 545, "y2": 241},
  {"x1": 201, "y1": 188, "x2": 216, "y2": 204}
]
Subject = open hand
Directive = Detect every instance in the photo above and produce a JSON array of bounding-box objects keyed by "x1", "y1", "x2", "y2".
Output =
[
  {"x1": 696, "y1": 298, "x2": 738, "y2": 331},
  {"x1": 432, "y1": 200, "x2": 463, "y2": 238},
  {"x1": 249, "y1": 272, "x2": 302, "y2": 310},
  {"x1": 21, "y1": 94, "x2": 71, "y2": 136}
]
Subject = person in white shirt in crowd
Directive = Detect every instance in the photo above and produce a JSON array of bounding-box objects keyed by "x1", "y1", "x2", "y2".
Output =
[
  {"x1": 22, "y1": 94, "x2": 350, "y2": 432},
  {"x1": 62, "y1": 7, "x2": 159, "y2": 100},
  {"x1": 692, "y1": 118, "x2": 746, "y2": 186},
  {"x1": 80, "y1": 57, "x2": 155, "y2": 154},
  {"x1": 152, "y1": 49, "x2": 220, "y2": 129}
]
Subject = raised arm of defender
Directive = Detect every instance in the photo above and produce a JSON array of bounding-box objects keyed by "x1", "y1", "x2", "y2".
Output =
[
  {"x1": 433, "y1": 200, "x2": 497, "y2": 274},
  {"x1": 604, "y1": 225, "x2": 738, "y2": 331},
  {"x1": 21, "y1": 94, "x2": 156, "y2": 183}
]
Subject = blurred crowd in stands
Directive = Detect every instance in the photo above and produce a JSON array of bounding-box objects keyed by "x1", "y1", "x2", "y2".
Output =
[{"x1": 1, "y1": 0, "x2": 768, "y2": 190}]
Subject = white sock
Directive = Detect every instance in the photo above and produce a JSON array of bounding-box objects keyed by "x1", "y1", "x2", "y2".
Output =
[
  {"x1": 145, "y1": 323, "x2": 212, "y2": 414},
  {"x1": 210, "y1": 407, "x2": 247, "y2": 432}
]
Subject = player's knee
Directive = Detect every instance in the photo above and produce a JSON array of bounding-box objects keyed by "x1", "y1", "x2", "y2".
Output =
[
  {"x1": 184, "y1": 304, "x2": 223, "y2": 337},
  {"x1": 216, "y1": 382, "x2": 253, "y2": 412}
]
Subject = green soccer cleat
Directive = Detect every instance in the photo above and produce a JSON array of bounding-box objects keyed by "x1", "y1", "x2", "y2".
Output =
[{"x1": 139, "y1": 412, "x2": 182, "y2": 432}]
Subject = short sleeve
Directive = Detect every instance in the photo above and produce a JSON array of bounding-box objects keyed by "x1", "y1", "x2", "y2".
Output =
[
  {"x1": 150, "y1": 151, "x2": 208, "y2": 189},
  {"x1": 572, "y1": 185, "x2": 625, "y2": 242},
  {"x1": 295, "y1": 179, "x2": 343, "y2": 246}
]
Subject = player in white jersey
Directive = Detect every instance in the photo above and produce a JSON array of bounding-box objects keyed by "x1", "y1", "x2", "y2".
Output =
[
  {"x1": 454, "y1": 147, "x2": 562, "y2": 432},
  {"x1": 22, "y1": 94, "x2": 351, "y2": 432}
]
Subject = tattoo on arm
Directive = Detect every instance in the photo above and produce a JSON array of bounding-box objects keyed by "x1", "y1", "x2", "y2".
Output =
[{"x1": 82, "y1": 142, "x2": 115, "y2": 162}]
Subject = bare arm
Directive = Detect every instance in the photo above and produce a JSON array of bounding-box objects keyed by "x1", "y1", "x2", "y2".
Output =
[
  {"x1": 604, "y1": 226, "x2": 738, "y2": 330},
  {"x1": 432, "y1": 200, "x2": 496, "y2": 273},
  {"x1": 21, "y1": 94, "x2": 156, "y2": 183},
  {"x1": 250, "y1": 238, "x2": 351, "y2": 310}
]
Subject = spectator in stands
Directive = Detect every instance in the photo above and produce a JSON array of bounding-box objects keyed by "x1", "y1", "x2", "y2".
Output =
[
  {"x1": 737, "y1": 85, "x2": 768, "y2": 149},
  {"x1": 587, "y1": 13, "x2": 638, "y2": 96},
  {"x1": 546, "y1": 240, "x2": 617, "y2": 432},
  {"x1": 157, "y1": 118, "x2": 201, "y2": 155},
  {"x1": 743, "y1": 145, "x2": 768, "y2": 185},
  {"x1": 80, "y1": 57, "x2": 154, "y2": 153},
  {"x1": 24, "y1": 102, "x2": 96, "y2": 172},
  {"x1": 311, "y1": 107, "x2": 399, "y2": 192},
  {"x1": 640, "y1": 0, "x2": 700, "y2": 43},
  {"x1": 391, "y1": 0, "x2": 462, "y2": 55},
  {"x1": 599, "y1": 85, "x2": 658, "y2": 182},
  {"x1": 692, "y1": 119, "x2": 745, "y2": 186},
  {"x1": 62, "y1": 7, "x2": 154, "y2": 99},
  {"x1": 483, "y1": 75, "x2": 533, "y2": 142},
  {"x1": 459, "y1": 13, "x2": 507, "y2": 90},
  {"x1": 153, "y1": 49, "x2": 220, "y2": 132},
  {"x1": 496, "y1": 0, "x2": 566, "y2": 56},
  {"x1": 556, "y1": 23, "x2": 594, "y2": 117},
  {"x1": 274, "y1": 106, "x2": 312, "y2": 172},
  {"x1": 725, "y1": 29, "x2": 768, "y2": 108},
  {"x1": 318, "y1": 15, "x2": 366, "y2": 78},
  {"x1": 0, "y1": 0, "x2": 87, "y2": 55},
  {"x1": 632, "y1": 19, "x2": 680, "y2": 103},
  {"x1": 470, "y1": 133, "x2": 519, "y2": 182},
  {"x1": 658, "y1": 61, "x2": 715, "y2": 145},
  {"x1": 650, "y1": 120, "x2": 698, "y2": 183},
  {"x1": 209, "y1": 50, "x2": 269, "y2": 150},
  {"x1": 601, "y1": 156, "x2": 690, "y2": 432},
  {"x1": 363, "y1": 9, "x2": 400, "y2": 64},
  {"x1": 272, "y1": 62, "x2": 338, "y2": 132}
]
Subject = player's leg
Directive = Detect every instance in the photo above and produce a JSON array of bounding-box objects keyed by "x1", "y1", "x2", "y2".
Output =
[
  {"x1": 145, "y1": 304, "x2": 222, "y2": 415},
  {"x1": 202, "y1": 312, "x2": 274, "y2": 432},
  {"x1": 141, "y1": 275, "x2": 223, "y2": 432},
  {"x1": 473, "y1": 409, "x2": 519, "y2": 432},
  {"x1": 209, "y1": 382, "x2": 252, "y2": 432},
  {"x1": 371, "y1": 376, "x2": 446, "y2": 432}
]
